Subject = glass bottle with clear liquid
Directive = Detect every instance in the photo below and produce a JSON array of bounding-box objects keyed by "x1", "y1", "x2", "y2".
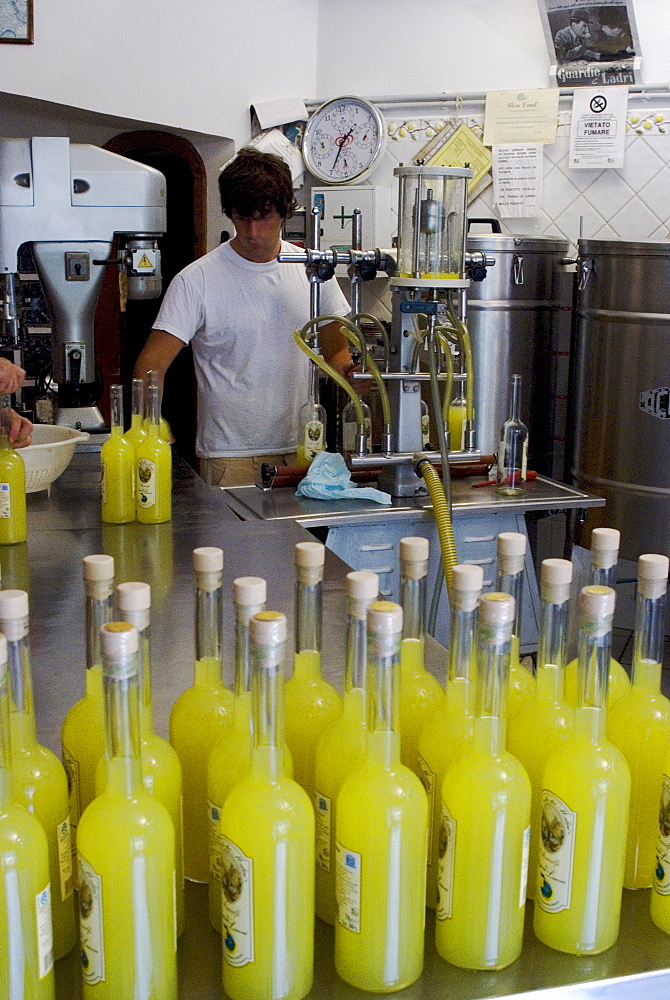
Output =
[
  {"x1": 136, "y1": 382, "x2": 171, "y2": 524},
  {"x1": 61, "y1": 554, "x2": 114, "y2": 853},
  {"x1": 608, "y1": 555, "x2": 670, "y2": 889},
  {"x1": 169, "y1": 547, "x2": 234, "y2": 882},
  {"x1": 0, "y1": 631, "x2": 55, "y2": 999},
  {"x1": 297, "y1": 366, "x2": 326, "y2": 466},
  {"x1": 398, "y1": 536, "x2": 444, "y2": 771},
  {"x1": 496, "y1": 374, "x2": 528, "y2": 496},
  {"x1": 534, "y1": 585, "x2": 630, "y2": 955},
  {"x1": 0, "y1": 589, "x2": 75, "y2": 960},
  {"x1": 124, "y1": 377, "x2": 147, "y2": 453},
  {"x1": 220, "y1": 611, "x2": 314, "y2": 1000},
  {"x1": 101, "y1": 383, "x2": 135, "y2": 524},
  {"x1": 436, "y1": 593, "x2": 531, "y2": 970},
  {"x1": 417, "y1": 563, "x2": 482, "y2": 910},
  {"x1": 507, "y1": 558, "x2": 575, "y2": 899},
  {"x1": 314, "y1": 570, "x2": 378, "y2": 926},
  {"x1": 0, "y1": 394, "x2": 26, "y2": 544},
  {"x1": 335, "y1": 601, "x2": 428, "y2": 992},
  {"x1": 497, "y1": 532, "x2": 536, "y2": 720},
  {"x1": 284, "y1": 542, "x2": 342, "y2": 802},
  {"x1": 77, "y1": 622, "x2": 177, "y2": 999},
  {"x1": 564, "y1": 528, "x2": 631, "y2": 707}
]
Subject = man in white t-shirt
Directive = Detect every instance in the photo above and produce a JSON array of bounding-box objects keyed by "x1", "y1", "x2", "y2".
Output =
[{"x1": 134, "y1": 148, "x2": 351, "y2": 486}]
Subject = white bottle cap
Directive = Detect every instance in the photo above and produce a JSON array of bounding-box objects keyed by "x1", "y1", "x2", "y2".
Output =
[
  {"x1": 193, "y1": 547, "x2": 223, "y2": 573},
  {"x1": 541, "y1": 558, "x2": 573, "y2": 605},
  {"x1": 0, "y1": 589, "x2": 29, "y2": 620},
  {"x1": 580, "y1": 584, "x2": 616, "y2": 620},
  {"x1": 346, "y1": 571, "x2": 379, "y2": 600},
  {"x1": 637, "y1": 554, "x2": 669, "y2": 600},
  {"x1": 295, "y1": 542, "x2": 325, "y2": 568},
  {"x1": 83, "y1": 554, "x2": 114, "y2": 581},
  {"x1": 116, "y1": 581, "x2": 151, "y2": 611},
  {"x1": 591, "y1": 528, "x2": 620, "y2": 570},
  {"x1": 367, "y1": 600, "x2": 403, "y2": 636},
  {"x1": 250, "y1": 611, "x2": 287, "y2": 645},
  {"x1": 400, "y1": 537, "x2": 429, "y2": 580},
  {"x1": 234, "y1": 577, "x2": 267, "y2": 606},
  {"x1": 100, "y1": 621, "x2": 139, "y2": 658},
  {"x1": 451, "y1": 564, "x2": 483, "y2": 611},
  {"x1": 497, "y1": 532, "x2": 526, "y2": 575},
  {"x1": 479, "y1": 592, "x2": 515, "y2": 626}
]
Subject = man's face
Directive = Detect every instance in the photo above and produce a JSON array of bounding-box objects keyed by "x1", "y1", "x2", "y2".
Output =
[
  {"x1": 230, "y1": 207, "x2": 283, "y2": 263},
  {"x1": 573, "y1": 19, "x2": 590, "y2": 38}
]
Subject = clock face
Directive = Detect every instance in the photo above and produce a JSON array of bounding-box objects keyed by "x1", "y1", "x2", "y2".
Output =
[{"x1": 303, "y1": 97, "x2": 385, "y2": 185}]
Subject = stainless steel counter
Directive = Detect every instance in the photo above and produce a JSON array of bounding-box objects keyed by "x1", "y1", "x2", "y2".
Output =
[{"x1": 13, "y1": 453, "x2": 669, "y2": 999}]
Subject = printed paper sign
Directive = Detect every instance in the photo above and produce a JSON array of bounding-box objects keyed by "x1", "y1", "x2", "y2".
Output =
[
  {"x1": 484, "y1": 90, "x2": 559, "y2": 145},
  {"x1": 493, "y1": 144, "x2": 543, "y2": 217},
  {"x1": 569, "y1": 86, "x2": 628, "y2": 168}
]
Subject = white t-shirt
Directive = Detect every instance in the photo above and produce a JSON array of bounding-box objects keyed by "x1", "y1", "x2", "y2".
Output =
[{"x1": 153, "y1": 240, "x2": 350, "y2": 458}]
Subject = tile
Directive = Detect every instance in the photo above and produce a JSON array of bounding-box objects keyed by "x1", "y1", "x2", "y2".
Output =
[
  {"x1": 621, "y1": 137, "x2": 665, "y2": 188},
  {"x1": 579, "y1": 169, "x2": 636, "y2": 222},
  {"x1": 543, "y1": 166, "x2": 581, "y2": 219},
  {"x1": 563, "y1": 166, "x2": 604, "y2": 193},
  {"x1": 553, "y1": 196, "x2": 607, "y2": 242},
  {"x1": 638, "y1": 168, "x2": 670, "y2": 222},
  {"x1": 593, "y1": 223, "x2": 620, "y2": 238},
  {"x1": 651, "y1": 222, "x2": 670, "y2": 240},
  {"x1": 544, "y1": 137, "x2": 570, "y2": 165},
  {"x1": 609, "y1": 196, "x2": 664, "y2": 240}
]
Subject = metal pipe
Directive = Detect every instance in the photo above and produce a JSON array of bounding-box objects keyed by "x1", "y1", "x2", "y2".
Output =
[{"x1": 305, "y1": 85, "x2": 670, "y2": 110}]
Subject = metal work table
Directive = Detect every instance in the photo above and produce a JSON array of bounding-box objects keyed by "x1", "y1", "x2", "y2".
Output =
[{"x1": 14, "y1": 453, "x2": 667, "y2": 998}]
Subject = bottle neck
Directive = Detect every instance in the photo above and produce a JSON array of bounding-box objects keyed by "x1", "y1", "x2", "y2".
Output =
[
  {"x1": 0, "y1": 664, "x2": 12, "y2": 811},
  {"x1": 632, "y1": 591, "x2": 665, "y2": 684},
  {"x1": 234, "y1": 602, "x2": 265, "y2": 696},
  {"x1": 474, "y1": 619, "x2": 512, "y2": 756},
  {"x1": 85, "y1": 587, "x2": 114, "y2": 671},
  {"x1": 121, "y1": 609, "x2": 154, "y2": 736},
  {"x1": 294, "y1": 579, "x2": 322, "y2": 655},
  {"x1": 497, "y1": 569, "x2": 523, "y2": 639},
  {"x1": 109, "y1": 386, "x2": 124, "y2": 433},
  {"x1": 195, "y1": 574, "x2": 222, "y2": 670},
  {"x1": 509, "y1": 374, "x2": 521, "y2": 421},
  {"x1": 447, "y1": 605, "x2": 477, "y2": 686},
  {"x1": 537, "y1": 597, "x2": 568, "y2": 702},
  {"x1": 345, "y1": 611, "x2": 368, "y2": 694},
  {"x1": 576, "y1": 621, "x2": 612, "y2": 713},
  {"x1": 366, "y1": 631, "x2": 401, "y2": 769},
  {"x1": 591, "y1": 563, "x2": 615, "y2": 589},
  {"x1": 4, "y1": 623, "x2": 37, "y2": 746},
  {"x1": 250, "y1": 640, "x2": 286, "y2": 783},
  {"x1": 400, "y1": 573, "x2": 426, "y2": 642},
  {"x1": 103, "y1": 666, "x2": 144, "y2": 797}
]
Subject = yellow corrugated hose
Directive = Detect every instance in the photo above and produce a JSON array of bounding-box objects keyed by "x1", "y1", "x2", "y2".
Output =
[{"x1": 416, "y1": 457, "x2": 458, "y2": 599}]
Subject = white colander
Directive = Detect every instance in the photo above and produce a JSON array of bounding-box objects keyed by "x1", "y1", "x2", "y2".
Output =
[{"x1": 21, "y1": 425, "x2": 90, "y2": 493}]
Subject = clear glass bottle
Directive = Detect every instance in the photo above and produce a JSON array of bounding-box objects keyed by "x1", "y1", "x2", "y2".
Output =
[
  {"x1": 314, "y1": 570, "x2": 378, "y2": 925},
  {"x1": 534, "y1": 586, "x2": 630, "y2": 955},
  {"x1": 417, "y1": 563, "x2": 483, "y2": 910},
  {"x1": 448, "y1": 376, "x2": 467, "y2": 452},
  {"x1": 124, "y1": 377, "x2": 147, "y2": 453},
  {"x1": 0, "y1": 394, "x2": 27, "y2": 544},
  {"x1": 496, "y1": 374, "x2": 528, "y2": 496},
  {"x1": 508, "y1": 558, "x2": 575, "y2": 899},
  {"x1": 169, "y1": 547, "x2": 234, "y2": 882},
  {"x1": 77, "y1": 622, "x2": 177, "y2": 999},
  {"x1": 335, "y1": 601, "x2": 427, "y2": 992},
  {"x1": 343, "y1": 398, "x2": 372, "y2": 455},
  {"x1": 420, "y1": 399, "x2": 431, "y2": 449},
  {"x1": 436, "y1": 593, "x2": 531, "y2": 970},
  {"x1": 284, "y1": 542, "x2": 342, "y2": 802},
  {"x1": 136, "y1": 382, "x2": 171, "y2": 524},
  {"x1": 297, "y1": 398, "x2": 327, "y2": 466},
  {"x1": 142, "y1": 370, "x2": 171, "y2": 443},
  {"x1": 497, "y1": 532, "x2": 536, "y2": 719},
  {"x1": 398, "y1": 536, "x2": 444, "y2": 771},
  {"x1": 101, "y1": 383, "x2": 135, "y2": 524},
  {"x1": 221, "y1": 611, "x2": 314, "y2": 1000}
]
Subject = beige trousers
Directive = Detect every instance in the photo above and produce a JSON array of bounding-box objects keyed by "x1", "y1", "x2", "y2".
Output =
[{"x1": 199, "y1": 452, "x2": 298, "y2": 487}]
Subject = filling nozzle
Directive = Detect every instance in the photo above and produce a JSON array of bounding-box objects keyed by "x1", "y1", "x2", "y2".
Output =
[{"x1": 1, "y1": 274, "x2": 19, "y2": 345}]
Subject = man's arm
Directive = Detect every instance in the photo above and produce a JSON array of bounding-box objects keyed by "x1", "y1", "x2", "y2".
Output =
[
  {"x1": 133, "y1": 329, "x2": 186, "y2": 389},
  {"x1": 319, "y1": 320, "x2": 352, "y2": 378}
]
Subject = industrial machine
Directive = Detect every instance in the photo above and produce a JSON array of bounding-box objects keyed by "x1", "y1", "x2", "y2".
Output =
[{"x1": 0, "y1": 136, "x2": 167, "y2": 429}]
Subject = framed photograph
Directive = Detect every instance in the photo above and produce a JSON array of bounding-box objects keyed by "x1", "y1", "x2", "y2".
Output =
[{"x1": 0, "y1": 0, "x2": 33, "y2": 43}]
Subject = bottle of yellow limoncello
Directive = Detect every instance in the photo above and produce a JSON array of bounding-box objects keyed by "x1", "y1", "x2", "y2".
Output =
[
  {"x1": 398, "y1": 536, "x2": 444, "y2": 770},
  {"x1": 221, "y1": 611, "x2": 314, "y2": 1000},
  {"x1": 96, "y1": 581, "x2": 185, "y2": 936},
  {"x1": 78, "y1": 622, "x2": 177, "y2": 999},
  {"x1": 534, "y1": 585, "x2": 630, "y2": 955},
  {"x1": 0, "y1": 632, "x2": 55, "y2": 999},
  {"x1": 124, "y1": 377, "x2": 147, "y2": 453},
  {"x1": 508, "y1": 558, "x2": 575, "y2": 899},
  {"x1": 417, "y1": 563, "x2": 483, "y2": 910},
  {"x1": 142, "y1": 370, "x2": 172, "y2": 443},
  {"x1": 565, "y1": 528, "x2": 630, "y2": 707},
  {"x1": 436, "y1": 592, "x2": 531, "y2": 969},
  {"x1": 336, "y1": 601, "x2": 428, "y2": 992},
  {"x1": 0, "y1": 394, "x2": 26, "y2": 544},
  {"x1": 61, "y1": 554, "x2": 114, "y2": 854},
  {"x1": 0, "y1": 589, "x2": 75, "y2": 960},
  {"x1": 170, "y1": 547, "x2": 233, "y2": 882},
  {"x1": 497, "y1": 532, "x2": 536, "y2": 719},
  {"x1": 209, "y1": 577, "x2": 294, "y2": 933},
  {"x1": 314, "y1": 570, "x2": 378, "y2": 925},
  {"x1": 609, "y1": 554, "x2": 670, "y2": 889},
  {"x1": 448, "y1": 376, "x2": 467, "y2": 451},
  {"x1": 284, "y1": 542, "x2": 341, "y2": 801},
  {"x1": 101, "y1": 383, "x2": 135, "y2": 524},
  {"x1": 136, "y1": 382, "x2": 171, "y2": 524}
]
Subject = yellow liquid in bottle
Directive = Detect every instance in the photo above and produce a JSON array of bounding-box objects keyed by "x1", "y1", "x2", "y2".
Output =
[
  {"x1": 314, "y1": 687, "x2": 367, "y2": 925},
  {"x1": 136, "y1": 433, "x2": 171, "y2": 524},
  {"x1": 11, "y1": 715, "x2": 75, "y2": 960},
  {"x1": 220, "y1": 747, "x2": 314, "y2": 1000},
  {"x1": 508, "y1": 635, "x2": 536, "y2": 721},
  {"x1": 124, "y1": 415, "x2": 147, "y2": 453},
  {"x1": 169, "y1": 656, "x2": 234, "y2": 882},
  {"x1": 77, "y1": 759, "x2": 177, "y2": 999},
  {"x1": 398, "y1": 638, "x2": 444, "y2": 771},
  {"x1": 100, "y1": 429, "x2": 135, "y2": 524},
  {"x1": 651, "y1": 769, "x2": 670, "y2": 932},
  {"x1": 335, "y1": 729, "x2": 428, "y2": 992},
  {"x1": 0, "y1": 433, "x2": 26, "y2": 544},
  {"x1": 436, "y1": 718, "x2": 531, "y2": 970},
  {"x1": 142, "y1": 415, "x2": 171, "y2": 443},
  {"x1": 607, "y1": 660, "x2": 669, "y2": 888},
  {"x1": 61, "y1": 664, "x2": 105, "y2": 849},
  {"x1": 284, "y1": 649, "x2": 342, "y2": 801},
  {"x1": 448, "y1": 401, "x2": 466, "y2": 451},
  {"x1": 417, "y1": 677, "x2": 473, "y2": 909},
  {"x1": 0, "y1": 801, "x2": 55, "y2": 999},
  {"x1": 534, "y1": 708, "x2": 630, "y2": 955},
  {"x1": 564, "y1": 656, "x2": 630, "y2": 708}
]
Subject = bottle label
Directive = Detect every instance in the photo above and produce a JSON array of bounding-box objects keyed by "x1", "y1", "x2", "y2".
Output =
[
  {"x1": 137, "y1": 458, "x2": 156, "y2": 508},
  {"x1": 655, "y1": 774, "x2": 670, "y2": 895},
  {"x1": 62, "y1": 745, "x2": 81, "y2": 831},
  {"x1": 208, "y1": 800, "x2": 224, "y2": 887},
  {"x1": 519, "y1": 825, "x2": 531, "y2": 907},
  {"x1": 57, "y1": 816, "x2": 73, "y2": 900},
  {"x1": 303, "y1": 420, "x2": 324, "y2": 461},
  {"x1": 421, "y1": 411, "x2": 430, "y2": 447},
  {"x1": 220, "y1": 835, "x2": 254, "y2": 967},
  {"x1": 436, "y1": 802, "x2": 456, "y2": 921},
  {"x1": 416, "y1": 755, "x2": 435, "y2": 866},
  {"x1": 0, "y1": 482, "x2": 11, "y2": 518},
  {"x1": 78, "y1": 853, "x2": 105, "y2": 984},
  {"x1": 536, "y1": 789, "x2": 577, "y2": 913},
  {"x1": 314, "y1": 790, "x2": 332, "y2": 872},
  {"x1": 336, "y1": 842, "x2": 361, "y2": 933},
  {"x1": 35, "y1": 883, "x2": 54, "y2": 979}
]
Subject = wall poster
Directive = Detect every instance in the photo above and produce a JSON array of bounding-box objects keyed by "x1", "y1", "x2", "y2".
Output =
[
  {"x1": 538, "y1": 1, "x2": 640, "y2": 87},
  {"x1": 0, "y1": 0, "x2": 33, "y2": 42}
]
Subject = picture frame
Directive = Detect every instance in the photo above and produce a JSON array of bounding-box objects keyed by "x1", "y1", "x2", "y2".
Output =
[{"x1": 0, "y1": 0, "x2": 33, "y2": 43}]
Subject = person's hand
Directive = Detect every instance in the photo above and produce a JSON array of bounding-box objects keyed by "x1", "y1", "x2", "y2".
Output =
[
  {"x1": 0, "y1": 358, "x2": 26, "y2": 395},
  {"x1": 341, "y1": 360, "x2": 369, "y2": 396},
  {"x1": 8, "y1": 411, "x2": 32, "y2": 448}
]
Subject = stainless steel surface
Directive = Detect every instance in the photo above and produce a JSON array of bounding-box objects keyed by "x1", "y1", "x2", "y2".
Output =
[
  {"x1": 15, "y1": 452, "x2": 668, "y2": 998},
  {"x1": 466, "y1": 234, "x2": 572, "y2": 473},
  {"x1": 348, "y1": 449, "x2": 480, "y2": 467},
  {"x1": 571, "y1": 239, "x2": 670, "y2": 561}
]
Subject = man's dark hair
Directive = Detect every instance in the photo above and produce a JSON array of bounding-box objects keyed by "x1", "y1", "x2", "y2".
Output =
[{"x1": 218, "y1": 148, "x2": 296, "y2": 220}]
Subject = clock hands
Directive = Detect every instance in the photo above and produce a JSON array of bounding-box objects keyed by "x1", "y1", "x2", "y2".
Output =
[{"x1": 332, "y1": 128, "x2": 354, "y2": 172}]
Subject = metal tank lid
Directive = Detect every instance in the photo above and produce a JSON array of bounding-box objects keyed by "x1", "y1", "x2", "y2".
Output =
[
  {"x1": 579, "y1": 238, "x2": 670, "y2": 257},
  {"x1": 467, "y1": 233, "x2": 570, "y2": 253}
]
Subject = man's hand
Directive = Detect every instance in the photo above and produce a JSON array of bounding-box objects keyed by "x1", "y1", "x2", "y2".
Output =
[
  {"x1": 8, "y1": 411, "x2": 32, "y2": 448},
  {"x1": 0, "y1": 358, "x2": 26, "y2": 395}
]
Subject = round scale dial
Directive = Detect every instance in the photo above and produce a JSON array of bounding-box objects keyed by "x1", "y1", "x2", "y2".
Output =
[{"x1": 302, "y1": 96, "x2": 386, "y2": 185}]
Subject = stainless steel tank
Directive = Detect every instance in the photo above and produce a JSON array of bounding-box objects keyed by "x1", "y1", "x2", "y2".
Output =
[
  {"x1": 571, "y1": 239, "x2": 670, "y2": 561},
  {"x1": 466, "y1": 226, "x2": 571, "y2": 474}
]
